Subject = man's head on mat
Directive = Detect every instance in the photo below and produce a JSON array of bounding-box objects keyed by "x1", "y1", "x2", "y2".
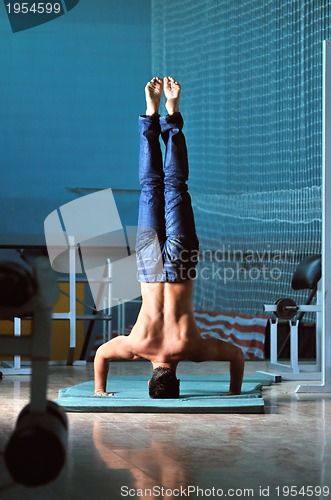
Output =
[{"x1": 148, "y1": 367, "x2": 180, "y2": 398}]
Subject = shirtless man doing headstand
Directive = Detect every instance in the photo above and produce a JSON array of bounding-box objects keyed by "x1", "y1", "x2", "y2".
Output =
[{"x1": 94, "y1": 77, "x2": 244, "y2": 398}]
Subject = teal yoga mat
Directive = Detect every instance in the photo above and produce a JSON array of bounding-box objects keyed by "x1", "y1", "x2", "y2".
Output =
[{"x1": 56, "y1": 375, "x2": 269, "y2": 414}]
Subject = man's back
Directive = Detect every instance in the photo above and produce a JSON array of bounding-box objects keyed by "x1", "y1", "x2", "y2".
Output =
[
  {"x1": 94, "y1": 279, "x2": 244, "y2": 396},
  {"x1": 128, "y1": 281, "x2": 201, "y2": 364}
]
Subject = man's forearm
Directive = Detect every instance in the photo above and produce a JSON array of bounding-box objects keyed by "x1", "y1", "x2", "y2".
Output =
[
  {"x1": 229, "y1": 350, "x2": 245, "y2": 395},
  {"x1": 94, "y1": 349, "x2": 110, "y2": 394}
]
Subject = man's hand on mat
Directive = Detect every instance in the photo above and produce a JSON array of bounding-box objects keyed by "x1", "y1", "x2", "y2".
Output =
[{"x1": 94, "y1": 390, "x2": 115, "y2": 397}]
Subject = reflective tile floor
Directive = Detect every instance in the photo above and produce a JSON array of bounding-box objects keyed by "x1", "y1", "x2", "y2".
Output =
[{"x1": 0, "y1": 360, "x2": 331, "y2": 500}]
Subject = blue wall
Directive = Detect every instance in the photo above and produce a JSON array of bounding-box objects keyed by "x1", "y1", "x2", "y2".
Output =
[{"x1": 0, "y1": 0, "x2": 151, "y2": 235}]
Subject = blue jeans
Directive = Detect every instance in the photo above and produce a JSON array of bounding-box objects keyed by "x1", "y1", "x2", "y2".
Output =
[{"x1": 136, "y1": 112, "x2": 199, "y2": 282}]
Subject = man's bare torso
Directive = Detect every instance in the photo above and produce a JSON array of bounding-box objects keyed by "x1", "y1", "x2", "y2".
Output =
[
  {"x1": 128, "y1": 280, "x2": 202, "y2": 364},
  {"x1": 94, "y1": 278, "x2": 244, "y2": 395}
]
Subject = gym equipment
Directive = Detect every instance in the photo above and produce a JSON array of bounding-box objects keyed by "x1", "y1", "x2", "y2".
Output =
[
  {"x1": 260, "y1": 254, "x2": 322, "y2": 381},
  {"x1": 0, "y1": 261, "x2": 36, "y2": 307},
  {"x1": 4, "y1": 401, "x2": 68, "y2": 487},
  {"x1": 273, "y1": 298, "x2": 299, "y2": 320},
  {"x1": 257, "y1": 40, "x2": 331, "y2": 392},
  {"x1": 0, "y1": 256, "x2": 68, "y2": 486},
  {"x1": 0, "y1": 235, "x2": 111, "y2": 370}
]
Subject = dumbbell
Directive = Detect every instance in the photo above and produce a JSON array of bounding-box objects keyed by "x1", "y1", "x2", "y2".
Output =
[
  {"x1": 0, "y1": 261, "x2": 36, "y2": 308},
  {"x1": 4, "y1": 401, "x2": 68, "y2": 487},
  {"x1": 274, "y1": 298, "x2": 299, "y2": 320}
]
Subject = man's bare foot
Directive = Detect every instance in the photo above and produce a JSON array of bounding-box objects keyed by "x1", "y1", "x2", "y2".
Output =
[
  {"x1": 164, "y1": 76, "x2": 181, "y2": 115},
  {"x1": 145, "y1": 76, "x2": 163, "y2": 116}
]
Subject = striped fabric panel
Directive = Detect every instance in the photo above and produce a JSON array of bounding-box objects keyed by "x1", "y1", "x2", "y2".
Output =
[{"x1": 195, "y1": 310, "x2": 267, "y2": 360}]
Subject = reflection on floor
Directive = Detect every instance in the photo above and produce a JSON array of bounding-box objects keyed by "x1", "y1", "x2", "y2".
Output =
[{"x1": 0, "y1": 360, "x2": 330, "y2": 499}]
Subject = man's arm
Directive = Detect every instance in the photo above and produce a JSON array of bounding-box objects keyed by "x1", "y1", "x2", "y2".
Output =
[
  {"x1": 190, "y1": 338, "x2": 245, "y2": 395},
  {"x1": 94, "y1": 336, "x2": 139, "y2": 396}
]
